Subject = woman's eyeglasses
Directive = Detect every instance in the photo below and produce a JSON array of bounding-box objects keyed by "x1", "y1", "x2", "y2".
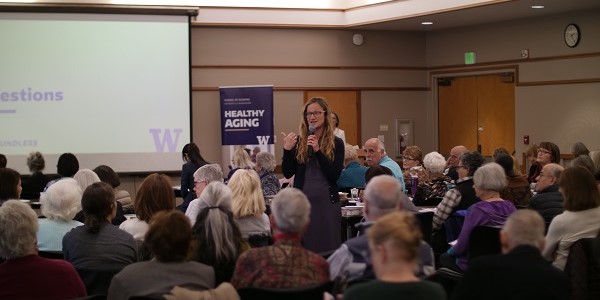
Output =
[
  {"x1": 537, "y1": 149, "x2": 552, "y2": 155},
  {"x1": 304, "y1": 111, "x2": 325, "y2": 117}
]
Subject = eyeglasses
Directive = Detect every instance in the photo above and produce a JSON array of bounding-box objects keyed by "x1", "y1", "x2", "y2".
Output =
[
  {"x1": 194, "y1": 180, "x2": 208, "y2": 186},
  {"x1": 537, "y1": 149, "x2": 552, "y2": 155},
  {"x1": 538, "y1": 173, "x2": 554, "y2": 179},
  {"x1": 304, "y1": 111, "x2": 325, "y2": 117},
  {"x1": 402, "y1": 156, "x2": 416, "y2": 161}
]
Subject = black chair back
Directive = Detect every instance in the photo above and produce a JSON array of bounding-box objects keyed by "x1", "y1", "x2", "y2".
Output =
[
  {"x1": 77, "y1": 269, "x2": 121, "y2": 296},
  {"x1": 564, "y1": 237, "x2": 600, "y2": 300},
  {"x1": 38, "y1": 251, "x2": 64, "y2": 259},
  {"x1": 237, "y1": 281, "x2": 333, "y2": 300},
  {"x1": 247, "y1": 234, "x2": 273, "y2": 248},
  {"x1": 468, "y1": 226, "x2": 501, "y2": 261},
  {"x1": 415, "y1": 211, "x2": 434, "y2": 245}
]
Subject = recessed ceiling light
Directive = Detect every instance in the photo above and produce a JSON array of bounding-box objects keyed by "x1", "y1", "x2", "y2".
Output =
[
  {"x1": 421, "y1": 21, "x2": 433, "y2": 25},
  {"x1": 531, "y1": 5, "x2": 544, "y2": 9}
]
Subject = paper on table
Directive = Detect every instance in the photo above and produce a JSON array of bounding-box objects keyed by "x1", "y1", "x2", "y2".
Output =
[{"x1": 448, "y1": 239, "x2": 458, "y2": 246}]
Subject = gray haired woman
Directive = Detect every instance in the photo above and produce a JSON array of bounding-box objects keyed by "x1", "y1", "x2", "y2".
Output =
[{"x1": 254, "y1": 152, "x2": 281, "y2": 197}]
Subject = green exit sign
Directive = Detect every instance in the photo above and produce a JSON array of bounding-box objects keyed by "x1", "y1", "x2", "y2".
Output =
[{"x1": 465, "y1": 52, "x2": 476, "y2": 65}]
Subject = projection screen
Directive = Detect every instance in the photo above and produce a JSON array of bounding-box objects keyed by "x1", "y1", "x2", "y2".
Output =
[{"x1": 0, "y1": 11, "x2": 191, "y2": 174}]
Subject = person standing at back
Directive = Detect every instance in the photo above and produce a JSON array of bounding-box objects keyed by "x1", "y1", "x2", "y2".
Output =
[
  {"x1": 281, "y1": 97, "x2": 344, "y2": 254},
  {"x1": 178, "y1": 143, "x2": 209, "y2": 212}
]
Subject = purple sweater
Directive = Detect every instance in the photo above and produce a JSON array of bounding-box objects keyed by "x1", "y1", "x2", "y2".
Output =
[{"x1": 448, "y1": 200, "x2": 516, "y2": 271}]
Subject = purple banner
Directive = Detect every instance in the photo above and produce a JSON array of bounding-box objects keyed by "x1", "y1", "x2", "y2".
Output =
[{"x1": 220, "y1": 86, "x2": 274, "y2": 145}]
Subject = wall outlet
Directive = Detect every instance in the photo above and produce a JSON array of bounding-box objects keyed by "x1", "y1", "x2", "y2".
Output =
[
  {"x1": 379, "y1": 124, "x2": 388, "y2": 131},
  {"x1": 521, "y1": 49, "x2": 529, "y2": 59},
  {"x1": 378, "y1": 135, "x2": 385, "y2": 143}
]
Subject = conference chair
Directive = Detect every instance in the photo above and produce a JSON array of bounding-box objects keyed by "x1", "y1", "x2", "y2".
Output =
[
  {"x1": 237, "y1": 281, "x2": 333, "y2": 300},
  {"x1": 467, "y1": 226, "x2": 501, "y2": 262},
  {"x1": 415, "y1": 211, "x2": 434, "y2": 245},
  {"x1": 77, "y1": 268, "x2": 121, "y2": 296},
  {"x1": 564, "y1": 237, "x2": 600, "y2": 300}
]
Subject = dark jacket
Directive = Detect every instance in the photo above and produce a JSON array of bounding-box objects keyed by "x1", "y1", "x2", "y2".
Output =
[
  {"x1": 282, "y1": 136, "x2": 344, "y2": 204},
  {"x1": 501, "y1": 175, "x2": 532, "y2": 208},
  {"x1": 528, "y1": 185, "x2": 564, "y2": 225},
  {"x1": 452, "y1": 245, "x2": 570, "y2": 300},
  {"x1": 455, "y1": 178, "x2": 479, "y2": 211}
]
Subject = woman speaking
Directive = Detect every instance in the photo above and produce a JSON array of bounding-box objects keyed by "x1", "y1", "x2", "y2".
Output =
[{"x1": 281, "y1": 97, "x2": 344, "y2": 253}]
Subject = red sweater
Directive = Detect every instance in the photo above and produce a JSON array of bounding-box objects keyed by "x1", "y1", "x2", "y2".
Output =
[{"x1": 0, "y1": 254, "x2": 87, "y2": 299}]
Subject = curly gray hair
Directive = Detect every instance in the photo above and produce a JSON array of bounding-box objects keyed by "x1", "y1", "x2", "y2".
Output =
[{"x1": 0, "y1": 200, "x2": 39, "y2": 259}]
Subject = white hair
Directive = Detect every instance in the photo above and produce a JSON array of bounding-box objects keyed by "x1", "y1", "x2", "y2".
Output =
[
  {"x1": 502, "y1": 210, "x2": 545, "y2": 250},
  {"x1": 423, "y1": 151, "x2": 446, "y2": 174},
  {"x1": 40, "y1": 178, "x2": 82, "y2": 221},
  {"x1": 473, "y1": 162, "x2": 506, "y2": 192},
  {"x1": 73, "y1": 169, "x2": 101, "y2": 193},
  {"x1": 0, "y1": 200, "x2": 38, "y2": 259},
  {"x1": 194, "y1": 164, "x2": 224, "y2": 183},
  {"x1": 255, "y1": 152, "x2": 277, "y2": 173},
  {"x1": 271, "y1": 188, "x2": 311, "y2": 233},
  {"x1": 364, "y1": 175, "x2": 402, "y2": 218},
  {"x1": 197, "y1": 182, "x2": 233, "y2": 214}
]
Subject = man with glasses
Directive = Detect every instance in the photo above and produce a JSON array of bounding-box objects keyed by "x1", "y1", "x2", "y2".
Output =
[
  {"x1": 363, "y1": 137, "x2": 406, "y2": 192},
  {"x1": 444, "y1": 145, "x2": 468, "y2": 181},
  {"x1": 184, "y1": 164, "x2": 224, "y2": 219},
  {"x1": 529, "y1": 163, "x2": 565, "y2": 227}
]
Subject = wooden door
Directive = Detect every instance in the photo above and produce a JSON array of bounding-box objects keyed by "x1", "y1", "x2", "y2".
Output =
[
  {"x1": 438, "y1": 74, "x2": 515, "y2": 157},
  {"x1": 477, "y1": 75, "x2": 515, "y2": 156},
  {"x1": 304, "y1": 91, "x2": 360, "y2": 146},
  {"x1": 438, "y1": 77, "x2": 478, "y2": 157}
]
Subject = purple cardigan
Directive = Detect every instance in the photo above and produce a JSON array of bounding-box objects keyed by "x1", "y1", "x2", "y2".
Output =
[{"x1": 448, "y1": 200, "x2": 516, "y2": 271}]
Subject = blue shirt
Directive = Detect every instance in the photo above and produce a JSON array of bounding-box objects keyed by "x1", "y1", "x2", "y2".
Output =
[
  {"x1": 337, "y1": 161, "x2": 368, "y2": 189},
  {"x1": 379, "y1": 155, "x2": 406, "y2": 191}
]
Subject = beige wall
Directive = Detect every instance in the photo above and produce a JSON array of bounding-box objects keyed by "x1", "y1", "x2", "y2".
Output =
[{"x1": 425, "y1": 8, "x2": 600, "y2": 164}]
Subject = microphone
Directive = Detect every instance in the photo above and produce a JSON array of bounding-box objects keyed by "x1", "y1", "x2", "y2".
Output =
[{"x1": 308, "y1": 125, "x2": 316, "y2": 157}]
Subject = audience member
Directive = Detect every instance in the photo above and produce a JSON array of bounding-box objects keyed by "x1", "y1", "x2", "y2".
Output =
[
  {"x1": 94, "y1": 165, "x2": 133, "y2": 213},
  {"x1": 343, "y1": 211, "x2": 445, "y2": 300},
  {"x1": 63, "y1": 182, "x2": 137, "y2": 270},
  {"x1": 231, "y1": 188, "x2": 329, "y2": 289},
  {"x1": 250, "y1": 146, "x2": 261, "y2": 163},
  {"x1": 227, "y1": 146, "x2": 253, "y2": 182},
  {"x1": 525, "y1": 143, "x2": 541, "y2": 183},
  {"x1": 331, "y1": 111, "x2": 346, "y2": 143},
  {"x1": 571, "y1": 141, "x2": 590, "y2": 158},
  {"x1": 0, "y1": 200, "x2": 87, "y2": 299},
  {"x1": 73, "y1": 169, "x2": 126, "y2": 225},
  {"x1": 186, "y1": 182, "x2": 232, "y2": 227},
  {"x1": 571, "y1": 154, "x2": 596, "y2": 175},
  {"x1": 492, "y1": 147, "x2": 510, "y2": 159},
  {"x1": 444, "y1": 145, "x2": 468, "y2": 181},
  {"x1": 38, "y1": 178, "x2": 83, "y2": 252},
  {"x1": 452, "y1": 209, "x2": 570, "y2": 300},
  {"x1": 528, "y1": 163, "x2": 565, "y2": 226},
  {"x1": 363, "y1": 137, "x2": 406, "y2": 191},
  {"x1": 337, "y1": 143, "x2": 368, "y2": 191},
  {"x1": 590, "y1": 150, "x2": 600, "y2": 172},
  {"x1": 108, "y1": 210, "x2": 215, "y2": 300},
  {"x1": 184, "y1": 164, "x2": 224, "y2": 222},
  {"x1": 0, "y1": 168, "x2": 21, "y2": 205},
  {"x1": 178, "y1": 143, "x2": 209, "y2": 212},
  {"x1": 543, "y1": 166, "x2": 600, "y2": 270},
  {"x1": 254, "y1": 152, "x2": 281, "y2": 197},
  {"x1": 537, "y1": 141, "x2": 561, "y2": 168},
  {"x1": 281, "y1": 97, "x2": 344, "y2": 254},
  {"x1": 402, "y1": 145, "x2": 430, "y2": 192},
  {"x1": 120, "y1": 173, "x2": 175, "y2": 240},
  {"x1": 328, "y1": 175, "x2": 434, "y2": 286},
  {"x1": 413, "y1": 151, "x2": 450, "y2": 206},
  {"x1": 495, "y1": 153, "x2": 532, "y2": 208},
  {"x1": 20, "y1": 151, "x2": 50, "y2": 200},
  {"x1": 0, "y1": 153, "x2": 6, "y2": 168},
  {"x1": 432, "y1": 151, "x2": 483, "y2": 230},
  {"x1": 440, "y1": 162, "x2": 516, "y2": 272},
  {"x1": 365, "y1": 166, "x2": 417, "y2": 212},
  {"x1": 191, "y1": 182, "x2": 247, "y2": 284},
  {"x1": 45, "y1": 152, "x2": 79, "y2": 189},
  {"x1": 228, "y1": 169, "x2": 270, "y2": 239}
]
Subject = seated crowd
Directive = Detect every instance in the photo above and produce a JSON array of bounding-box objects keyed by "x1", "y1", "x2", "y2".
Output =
[{"x1": 1, "y1": 139, "x2": 600, "y2": 300}]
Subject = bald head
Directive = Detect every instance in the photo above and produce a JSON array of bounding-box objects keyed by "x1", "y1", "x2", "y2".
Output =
[
  {"x1": 501, "y1": 210, "x2": 545, "y2": 253},
  {"x1": 535, "y1": 163, "x2": 563, "y2": 192},
  {"x1": 447, "y1": 145, "x2": 468, "y2": 167},
  {"x1": 363, "y1": 175, "x2": 403, "y2": 220},
  {"x1": 364, "y1": 138, "x2": 386, "y2": 167}
]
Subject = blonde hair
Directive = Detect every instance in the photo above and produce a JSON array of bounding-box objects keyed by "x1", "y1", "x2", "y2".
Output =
[
  {"x1": 228, "y1": 169, "x2": 266, "y2": 218},
  {"x1": 368, "y1": 211, "x2": 422, "y2": 261},
  {"x1": 296, "y1": 97, "x2": 336, "y2": 164},
  {"x1": 232, "y1": 146, "x2": 253, "y2": 169}
]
